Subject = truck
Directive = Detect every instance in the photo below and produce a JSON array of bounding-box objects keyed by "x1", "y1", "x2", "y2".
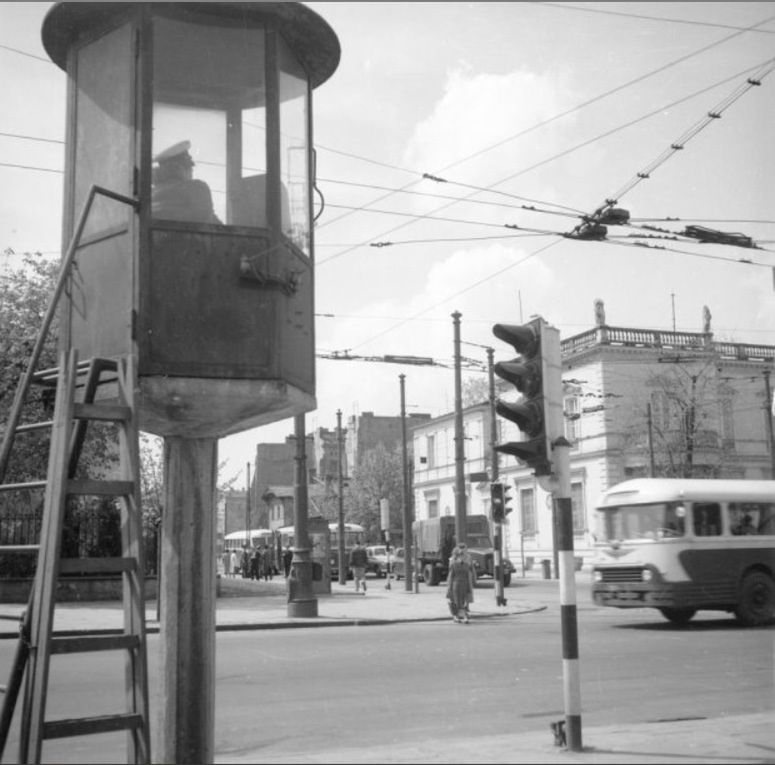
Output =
[{"x1": 412, "y1": 515, "x2": 513, "y2": 587}]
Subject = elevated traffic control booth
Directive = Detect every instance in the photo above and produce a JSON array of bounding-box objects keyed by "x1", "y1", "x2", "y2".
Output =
[
  {"x1": 42, "y1": 3, "x2": 340, "y2": 762},
  {"x1": 42, "y1": 1, "x2": 339, "y2": 438}
]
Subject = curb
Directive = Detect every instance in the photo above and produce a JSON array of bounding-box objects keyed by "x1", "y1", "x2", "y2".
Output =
[{"x1": 0, "y1": 604, "x2": 548, "y2": 639}]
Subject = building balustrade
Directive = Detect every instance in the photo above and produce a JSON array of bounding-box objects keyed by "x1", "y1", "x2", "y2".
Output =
[{"x1": 561, "y1": 325, "x2": 775, "y2": 362}]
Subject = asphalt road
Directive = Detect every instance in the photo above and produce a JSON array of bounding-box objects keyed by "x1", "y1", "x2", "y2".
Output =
[{"x1": 0, "y1": 603, "x2": 771, "y2": 763}]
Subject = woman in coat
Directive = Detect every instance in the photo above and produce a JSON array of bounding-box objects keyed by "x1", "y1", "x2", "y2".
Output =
[{"x1": 446, "y1": 545, "x2": 474, "y2": 623}]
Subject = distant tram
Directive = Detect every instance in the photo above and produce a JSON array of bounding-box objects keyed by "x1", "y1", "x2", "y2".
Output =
[{"x1": 278, "y1": 522, "x2": 365, "y2": 579}]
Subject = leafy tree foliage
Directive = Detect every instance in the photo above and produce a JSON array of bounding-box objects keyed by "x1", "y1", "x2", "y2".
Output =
[
  {"x1": 461, "y1": 374, "x2": 508, "y2": 408},
  {"x1": 0, "y1": 251, "x2": 59, "y2": 484},
  {"x1": 344, "y1": 443, "x2": 405, "y2": 542},
  {"x1": 622, "y1": 362, "x2": 722, "y2": 478}
]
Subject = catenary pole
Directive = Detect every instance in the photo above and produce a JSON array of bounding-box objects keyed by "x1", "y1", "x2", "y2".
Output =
[
  {"x1": 288, "y1": 414, "x2": 317, "y2": 616},
  {"x1": 399, "y1": 374, "x2": 413, "y2": 592},
  {"x1": 764, "y1": 369, "x2": 775, "y2": 479},
  {"x1": 336, "y1": 409, "x2": 346, "y2": 585},
  {"x1": 452, "y1": 312, "x2": 466, "y2": 544}
]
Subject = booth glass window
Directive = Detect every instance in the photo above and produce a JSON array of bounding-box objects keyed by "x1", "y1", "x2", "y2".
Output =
[
  {"x1": 151, "y1": 15, "x2": 267, "y2": 228},
  {"x1": 278, "y1": 37, "x2": 311, "y2": 256}
]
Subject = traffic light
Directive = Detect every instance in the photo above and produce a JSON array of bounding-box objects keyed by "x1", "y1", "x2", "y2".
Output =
[
  {"x1": 491, "y1": 481, "x2": 513, "y2": 523},
  {"x1": 490, "y1": 482, "x2": 505, "y2": 523},
  {"x1": 502, "y1": 482, "x2": 513, "y2": 517},
  {"x1": 492, "y1": 317, "x2": 563, "y2": 476}
]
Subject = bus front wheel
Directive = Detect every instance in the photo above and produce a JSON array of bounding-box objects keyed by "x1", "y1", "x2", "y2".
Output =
[
  {"x1": 735, "y1": 571, "x2": 775, "y2": 627},
  {"x1": 658, "y1": 607, "x2": 696, "y2": 625}
]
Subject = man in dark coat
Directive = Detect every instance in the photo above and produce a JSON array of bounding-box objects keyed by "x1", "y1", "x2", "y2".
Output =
[{"x1": 152, "y1": 140, "x2": 221, "y2": 224}]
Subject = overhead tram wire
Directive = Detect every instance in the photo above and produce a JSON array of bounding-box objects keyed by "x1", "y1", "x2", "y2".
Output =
[
  {"x1": 534, "y1": 2, "x2": 775, "y2": 36},
  {"x1": 568, "y1": 57, "x2": 775, "y2": 240},
  {"x1": 346, "y1": 239, "x2": 562, "y2": 354},
  {"x1": 317, "y1": 57, "x2": 773, "y2": 266},
  {"x1": 316, "y1": 12, "x2": 774, "y2": 266}
]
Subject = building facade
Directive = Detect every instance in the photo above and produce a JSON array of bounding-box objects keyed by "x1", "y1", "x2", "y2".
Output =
[{"x1": 411, "y1": 320, "x2": 775, "y2": 571}]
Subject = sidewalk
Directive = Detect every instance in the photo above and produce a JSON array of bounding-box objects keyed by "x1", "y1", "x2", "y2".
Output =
[{"x1": 0, "y1": 573, "x2": 772, "y2": 764}]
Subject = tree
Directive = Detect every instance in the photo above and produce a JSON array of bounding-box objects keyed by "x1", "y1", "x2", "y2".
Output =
[
  {"x1": 344, "y1": 443, "x2": 404, "y2": 541},
  {"x1": 622, "y1": 358, "x2": 722, "y2": 478},
  {"x1": 0, "y1": 251, "x2": 59, "y2": 483},
  {"x1": 461, "y1": 374, "x2": 508, "y2": 408}
]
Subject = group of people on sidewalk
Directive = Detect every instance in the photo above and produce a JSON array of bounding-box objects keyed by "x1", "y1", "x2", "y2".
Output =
[{"x1": 221, "y1": 545, "x2": 295, "y2": 581}]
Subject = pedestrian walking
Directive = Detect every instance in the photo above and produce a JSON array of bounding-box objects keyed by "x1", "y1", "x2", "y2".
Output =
[
  {"x1": 240, "y1": 546, "x2": 250, "y2": 579},
  {"x1": 446, "y1": 545, "x2": 474, "y2": 623},
  {"x1": 250, "y1": 547, "x2": 261, "y2": 580},
  {"x1": 260, "y1": 545, "x2": 273, "y2": 581},
  {"x1": 222, "y1": 550, "x2": 231, "y2": 578},
  {"x1": 283, "y1": 546, "x2": 293, "y2": 577},
  {"x1": 349, "y1": 540, "x2": 368, "y2": 593},
  {"x1": 229, "y1": 550, "x2": 238, "y2": 578}
]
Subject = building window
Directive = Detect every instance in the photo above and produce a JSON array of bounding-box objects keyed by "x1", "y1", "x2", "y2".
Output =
[
  {"x1": 426, "y1": 435, "x2": 435, "y2": 469},
  {"x1": 571, "y1": 481, "x2": 586, "y2": 534},
  {"x1": 564, "y1": 396, "x2": 580, "y2": 444},
  {"x1": 520, "y1": 488, "x2": 536, "y2": 535},
  {"x1": 427, "y1": 497, "x2": 439, "y2": 518}
]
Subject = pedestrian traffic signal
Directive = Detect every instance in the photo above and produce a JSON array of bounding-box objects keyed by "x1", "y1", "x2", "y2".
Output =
[
  {"x1": 491, "y1": 482, "x2": 505, "y2": 523},
  {"x1": 492, "y1": 317, "x2": 563, "y2": 476}
]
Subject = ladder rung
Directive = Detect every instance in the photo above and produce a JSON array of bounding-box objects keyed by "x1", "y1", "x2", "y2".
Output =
[
  {"x1": 0, "y1": 544, "x2": 39, "y2": 553},
  {"x1": 73, "y1": 402, "x2": 131, "y2": 422},
  {"x1": 32, "y1": 358, "x2": 119, "y2": 386},
  {"x1": 0, "y1": 481, "x2": 46, "y2": 492},
  {"x1": 43, "y1": 712, "x2": 143, "y2": 740},
  {"x1": 15, "y1": 420, "x2": 54, "y2": 433},
  {"x1": 66, "y1": 479, "x2": 134, "y2": 496},
  {"x1": 51, "y1": 634, "x2": 140, "y2": 655},
  {"x1": 59, "y1": 556, "x2": 137, "y2": 575}
]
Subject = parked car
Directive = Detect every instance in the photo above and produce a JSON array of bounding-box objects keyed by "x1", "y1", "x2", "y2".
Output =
[{"x1": 366, "y1": 545, "x2": 390, "y2": 577}]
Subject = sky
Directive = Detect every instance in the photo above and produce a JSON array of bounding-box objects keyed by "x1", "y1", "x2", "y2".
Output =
[{"x1": 2, "y1": 2, "x2": 774, "y2": 486}]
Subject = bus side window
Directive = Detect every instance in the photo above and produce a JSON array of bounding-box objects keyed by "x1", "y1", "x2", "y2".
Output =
[
  {"x1": 693, "y1": 502, "x2": 721, "y2": 536},
  {"x1": 758, "y1": 503, "x2": 775, "y2": 535}
]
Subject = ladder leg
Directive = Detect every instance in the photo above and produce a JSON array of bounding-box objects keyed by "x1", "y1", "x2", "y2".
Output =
[
  {"x1": 116, "y1": 355, "x2": 151, "y2": 764},
  {"x1": 21, "y1": 349, "x2": 77, "y2": 763},
  {"x1": 0, "y1": 607, "x2": 31, "y2": 757}
]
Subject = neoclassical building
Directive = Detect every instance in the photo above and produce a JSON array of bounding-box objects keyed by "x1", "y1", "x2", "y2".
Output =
[{"x1": 411, "y1": 308, "x2": 775, "y2": 571}]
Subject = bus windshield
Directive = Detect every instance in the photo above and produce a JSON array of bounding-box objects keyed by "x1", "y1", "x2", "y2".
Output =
[{"x1": 597, "y1": 501, "x2": 686, "y2": 542}]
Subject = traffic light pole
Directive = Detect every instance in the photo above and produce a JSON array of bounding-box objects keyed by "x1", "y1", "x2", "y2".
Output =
[
  {"x1": 552, "y1": 437, "x2": 582, "y2": 752},
  {"x1": 488, "y1": 346, "x2": 506, "y2": 607}
]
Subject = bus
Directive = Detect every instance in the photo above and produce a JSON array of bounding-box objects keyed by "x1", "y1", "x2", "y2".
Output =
[
  {"x1": 223, "y1": 529, "x2": 278, "y2": 573},
  {"x1": 278, "y1": 522, "x2": 365, "y2": 579},
  {"x1": 591, "y1": 478, "x2": 775, "y2": 626}
]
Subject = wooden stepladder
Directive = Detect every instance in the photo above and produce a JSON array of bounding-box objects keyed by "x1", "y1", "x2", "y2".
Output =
[{"x1": 0, "y1": 350, "x2": 151, "y2": 764}]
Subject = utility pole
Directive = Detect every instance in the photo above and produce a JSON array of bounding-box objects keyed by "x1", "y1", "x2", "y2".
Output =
[
  {"x1": 647, "y1": 403, "x2": 656, "y2": 477},
  {"x1": 399, "y1": 374, "x2": 413, "y2": 592},
  {"x1": 288, "y1": 414, "x2": 317, "y2": 617},
  {"x1": 245, "y1": 462, "x2": 251, "y2": 542},
  {"x1": 452, "y1": 312, "x2": 466, "y2": 543},
  {"x1": 336, "y1": 409, "x2": 346, "y2": 586},
  {"x1": 764, "y1": 369, "x2": 775, "y2": 479}
]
